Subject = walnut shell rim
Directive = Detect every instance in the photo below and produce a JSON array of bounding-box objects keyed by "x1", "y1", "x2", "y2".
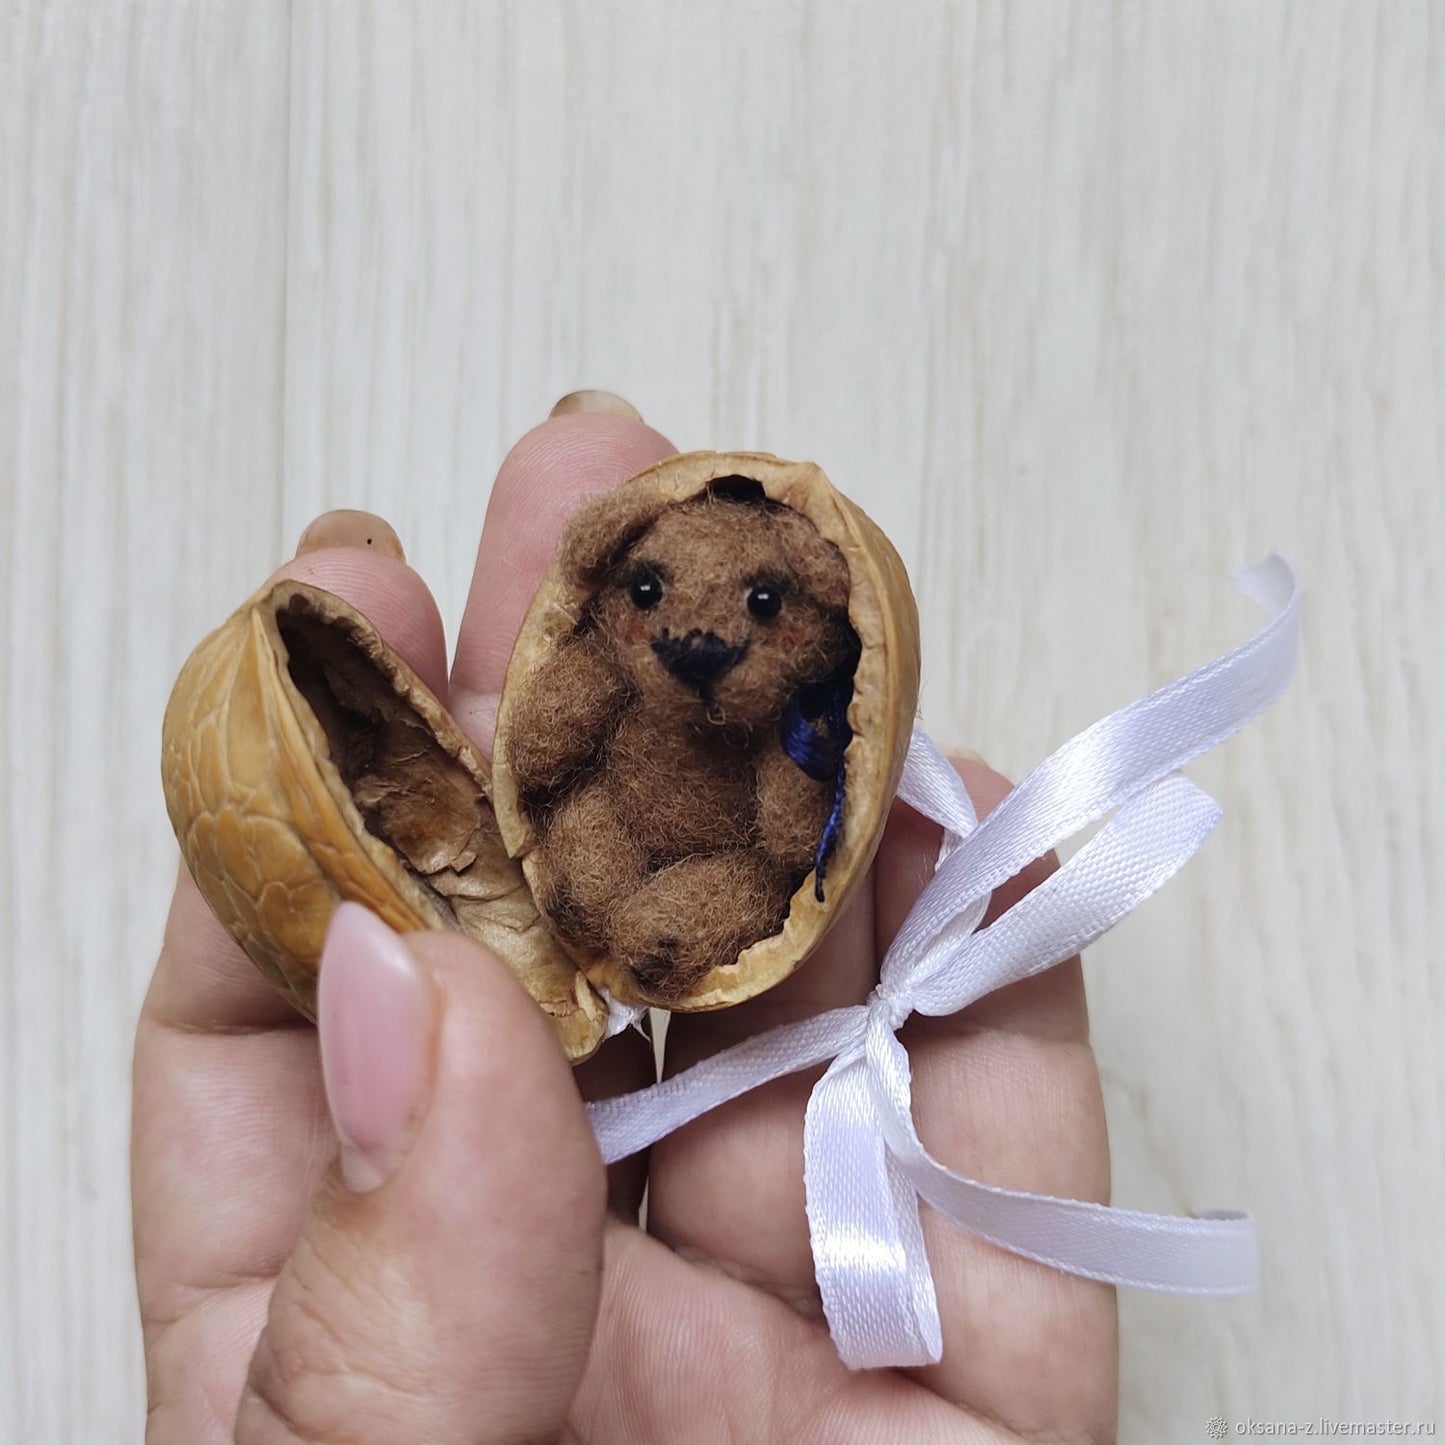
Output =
[
  {"x1": 160, "y1": 579, "x2": 609, "y2": 1063},
  {"x1": 491, "y1": 450, "x2": 922, "y2": 1011}
]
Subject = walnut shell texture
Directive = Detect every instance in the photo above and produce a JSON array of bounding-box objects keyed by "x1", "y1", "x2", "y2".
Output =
[
  {"x1": 492, "y1": 450, "x2": 921, "y2": 1010},
  {"x1": 160, "y1": 579, "x2": 609, "y2": 1063}
]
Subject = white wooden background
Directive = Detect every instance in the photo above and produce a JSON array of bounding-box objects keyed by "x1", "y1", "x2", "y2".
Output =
[{"x1": 3, "y1": 3, "x2": 1441, "y2": 1440}]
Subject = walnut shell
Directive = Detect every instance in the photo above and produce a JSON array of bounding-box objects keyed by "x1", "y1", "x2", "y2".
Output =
[
  {"x1": 160, "y1": 579, "x2": 609, "y2": 1063},
  {"x1": 492, "y1": 450, "x2": 921, "y2": 1010}
]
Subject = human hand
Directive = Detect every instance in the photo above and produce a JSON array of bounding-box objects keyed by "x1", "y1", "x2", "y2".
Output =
[{"x1": 133, "y1": 399, "x2": 1118, "y2": 1443}]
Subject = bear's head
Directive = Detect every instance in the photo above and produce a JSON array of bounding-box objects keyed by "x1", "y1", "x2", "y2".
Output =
[{"x1": 565, "y1": 479, "x2": 856, "y2": 730}]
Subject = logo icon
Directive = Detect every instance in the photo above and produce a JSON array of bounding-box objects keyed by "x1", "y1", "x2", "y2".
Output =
[{"x1": 1205, "y1": 1418, "x2": 1229, "y2": 1440}]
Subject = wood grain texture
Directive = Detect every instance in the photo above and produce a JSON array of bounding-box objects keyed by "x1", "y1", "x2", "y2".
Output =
[
  {"x1": 3, "y1": 2, "x2": 1440, "y2": 1439},
  {"x1": 2, "y1": 4, "x2": 292, "y2": 1439}
]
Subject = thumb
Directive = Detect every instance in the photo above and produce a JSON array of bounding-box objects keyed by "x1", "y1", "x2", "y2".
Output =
[{"x1": 235, "y1": 903, "x2": 606, "y2": 1444}]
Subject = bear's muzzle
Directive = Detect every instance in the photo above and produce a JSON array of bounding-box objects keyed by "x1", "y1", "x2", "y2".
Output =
[{"x1": 651, "y1": 629, "x2": 749, "y2": 693}]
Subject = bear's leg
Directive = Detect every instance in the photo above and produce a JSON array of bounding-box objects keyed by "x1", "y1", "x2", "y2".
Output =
[
  {"x1": 535, "y1": 779, "x2": 647, "y2": 949},
  {"x1": 612, "y1": 850, "x2": 791, "y2": 1002}
]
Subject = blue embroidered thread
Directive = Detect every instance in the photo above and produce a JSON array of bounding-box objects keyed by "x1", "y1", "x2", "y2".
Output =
[{"x1": 779, "y1": 671, "x2": 853, "y2": 902}]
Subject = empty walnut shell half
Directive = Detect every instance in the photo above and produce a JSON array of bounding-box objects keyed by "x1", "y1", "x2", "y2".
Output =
[
  {"x1": 160, "y1": 579, "x2": 609, "y2": 1063},
  {"x1": 492, "y1": 450, "x2": 921, "y2": 1011}
]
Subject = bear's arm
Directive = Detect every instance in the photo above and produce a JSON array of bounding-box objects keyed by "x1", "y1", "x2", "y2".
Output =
[
  {"x1": 504, "y1": 638, "x2": 631, "y2": 796},
  {"x1": 754, "y1": 746, "x2": 833, "y2": 875}
]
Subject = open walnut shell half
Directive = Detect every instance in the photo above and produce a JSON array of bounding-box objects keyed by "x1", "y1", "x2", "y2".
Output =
[
  {"x1": 160, "y1": 580, "x2": 609, "y2": 1063},
  {"x1": 492, "y1": 450, "x2": 921, "y2": 1011}
]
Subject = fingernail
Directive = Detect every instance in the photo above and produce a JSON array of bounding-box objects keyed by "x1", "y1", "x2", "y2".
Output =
[
  {"x1": 548, "y1": 389, "x2": 642, "y2": 422},
  {"x1": 318, "y1": 903, "x2": 437, "y2": 1192},
  {"x1": 946, "y1": 745, "x2": 988, "y2": 768},
  {"x1": 295, "y1": 510, "x2": 406, "y2": 561}
]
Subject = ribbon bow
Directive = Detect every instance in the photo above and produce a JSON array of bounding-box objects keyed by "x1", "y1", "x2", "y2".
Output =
[{"x1": 591, "y1": 557, "x2": 1301, "y2": 1369}]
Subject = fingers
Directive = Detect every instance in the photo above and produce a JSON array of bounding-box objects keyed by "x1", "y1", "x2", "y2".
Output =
[
  {"x1": 644, "y1": 765, "x2": 901, "y2": 1305},
  {"x1": 445, "y1": 399, "x2": 675, "y2": 1209},
  {"x1": 876, "y1": 757, "x2": 1118, "y2": 1435},
  {"x1": 645, "y1": 882, "x2": 878, "y2": 1307},
  {"x1": 568, "y1": 1222, "x2": 975, "y2": 1442},
  {"x1": 133, "y1": 902, "x2": 328, "y2": 1378},
  {"x1": 643, "y1": 756, "x2": 1116, "y2": 1437},
  {"x1": 136, "y1": 513, "x2": 456, "y2": 1434},
  {"x1": 235, "y1": 906, "x2": 607, "y2": 1445},
  {"x1": 447, "y1": 405, "x2": 675, "y2": 755},
  {"x1": 647, "y1": 737, "x2": 885, "y2": 1289}
]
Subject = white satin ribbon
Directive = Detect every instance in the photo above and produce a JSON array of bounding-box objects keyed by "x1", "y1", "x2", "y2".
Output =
[{"x1": 588, "y1": 556, "x2": 1301, "y2": 1369}]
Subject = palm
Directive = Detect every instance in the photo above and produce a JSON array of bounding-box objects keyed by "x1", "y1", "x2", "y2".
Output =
[{"x1": 134, "y1": 416, "x2": 1116, "y2": 1442}]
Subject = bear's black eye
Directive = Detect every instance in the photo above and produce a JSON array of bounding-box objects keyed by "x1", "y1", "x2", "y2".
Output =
[
  {"x1": 629, "y1": 566, "x2": 664, "y2": 611},
  {"x1": 746, "y1": 581, "x2": 784, "y2": 621}
]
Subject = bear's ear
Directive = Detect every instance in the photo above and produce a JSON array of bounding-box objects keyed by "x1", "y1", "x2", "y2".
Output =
[
  {"x1": 558, "y1": 487, "x2": 670, "y2": 585},
  {"x1": 772, "y1": 506, "x2": 851, "y2": 614}
]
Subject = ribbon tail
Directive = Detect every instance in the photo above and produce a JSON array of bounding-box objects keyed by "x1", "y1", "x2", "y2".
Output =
[
  {"x1": 804, "y1": 1051, "x2": 941, "y2": 1368},
  {"x1": 867, "y1": 1027, "x2": 1257, "y2": 1294},
  {"x1": 905, "y1": 1155, "x2": 1257, "y2": 1295}
]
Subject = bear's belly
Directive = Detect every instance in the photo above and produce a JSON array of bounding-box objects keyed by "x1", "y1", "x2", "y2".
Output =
[{"x1": 603, "y1": 708, "x2": 758, "y2": 862}]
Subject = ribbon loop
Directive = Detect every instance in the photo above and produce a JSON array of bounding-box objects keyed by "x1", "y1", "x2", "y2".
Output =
[{"x1": 586, "y1": 558, "x2": 1300, "y2": 1368}]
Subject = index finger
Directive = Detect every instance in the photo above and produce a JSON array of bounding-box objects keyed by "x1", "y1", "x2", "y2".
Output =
[{"x1": 448, "y1": 406, "x2": 676, "y2": 755}]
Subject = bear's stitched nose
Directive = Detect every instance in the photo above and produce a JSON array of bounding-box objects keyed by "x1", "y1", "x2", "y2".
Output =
[{"x1": 651, "y1": 630, "x2": 748, "y2": 691}]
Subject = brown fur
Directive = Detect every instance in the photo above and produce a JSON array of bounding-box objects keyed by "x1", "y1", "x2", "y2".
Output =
[{"x1": 509, "y1": 484, "x2": 856, "y2": 1000}]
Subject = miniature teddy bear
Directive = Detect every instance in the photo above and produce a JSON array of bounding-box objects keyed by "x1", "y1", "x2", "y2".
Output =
[{"x1": 505, "y1": 478, "x2": 860, "y2": 1001}]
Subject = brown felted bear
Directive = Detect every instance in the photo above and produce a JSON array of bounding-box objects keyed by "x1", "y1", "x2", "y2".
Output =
[{"x1": 503, "y1": 479, "x2": 861, "y2": 1002}]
